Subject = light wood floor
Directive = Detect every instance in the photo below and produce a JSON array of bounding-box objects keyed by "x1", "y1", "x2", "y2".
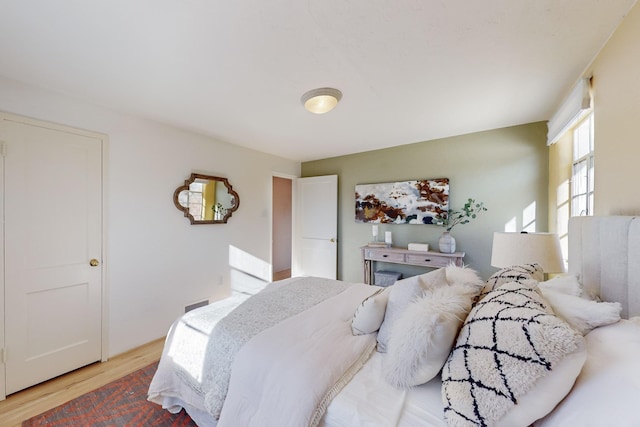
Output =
[
  {"x1": 273, "y1": 268, "x2": 291, "y2": 281},
  {"x1": 0, "y1": 338, "x2": 165, "y2": 427}
]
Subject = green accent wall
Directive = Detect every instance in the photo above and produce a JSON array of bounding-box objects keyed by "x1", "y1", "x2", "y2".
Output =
[{"x1": 302, "y1": 122, "x2": 549, "y2": 282}]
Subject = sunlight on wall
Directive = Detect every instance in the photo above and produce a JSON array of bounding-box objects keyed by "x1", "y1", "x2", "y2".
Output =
[
  {"x1": 228, "y1": 245, "x2": 271, "y2": 286},
  {"x1": 556, "y1": 179, "x2": 571, "y2": 265},
  {"x1": 502, "y1": 202, "x2": 537, "y2": 233},
  {"x1": 523, "y1": 202, "x2": 536, "y2": 232},
  {"x1": 504, "y1": 217, "x2": 517, "y2": 232}
]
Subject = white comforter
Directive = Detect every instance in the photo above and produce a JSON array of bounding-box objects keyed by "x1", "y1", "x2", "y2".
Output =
[
  {"x1": 217, "y1": 283, "x2": 379, "y2": 427},
  {"x1": 149, "y1": 278, "x2": 381, "y2": 427}
]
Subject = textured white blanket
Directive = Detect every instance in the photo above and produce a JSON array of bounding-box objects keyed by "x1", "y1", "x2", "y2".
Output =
[{"x1": 217, "y1": 283, "x2": 379, "y2": 427}]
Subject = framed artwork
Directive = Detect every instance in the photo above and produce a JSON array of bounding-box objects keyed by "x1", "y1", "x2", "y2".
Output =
[{"x1": 355, "y1": 178, "x2": 449, "y2": 224}]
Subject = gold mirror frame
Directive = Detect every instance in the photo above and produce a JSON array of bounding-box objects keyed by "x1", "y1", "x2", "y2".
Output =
[{"x1": 173, "y1": 173, "x2": 240, "y2": 224}]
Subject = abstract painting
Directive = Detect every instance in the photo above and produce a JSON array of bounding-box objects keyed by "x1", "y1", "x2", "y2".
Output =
[{"x1": 355, "y1": 178, "x2": 449, "y2": 224}]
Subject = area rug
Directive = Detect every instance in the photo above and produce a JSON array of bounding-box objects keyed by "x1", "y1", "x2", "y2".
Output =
[{"x1": 23, "y1": 361, "x2": 196, "y2": 426}]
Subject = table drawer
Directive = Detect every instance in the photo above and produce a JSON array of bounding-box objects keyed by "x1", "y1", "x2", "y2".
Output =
[
  {"x1": 364, "y1": 249, "x2": 406, "y2": 263},
  {"x1": 405, "y1": 253, "x2": 451, "y2": 267}
]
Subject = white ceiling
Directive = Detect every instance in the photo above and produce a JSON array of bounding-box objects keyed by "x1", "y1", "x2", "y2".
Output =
[{"x1": 0, "y1": 0, "x2": 636, "y2": 161}]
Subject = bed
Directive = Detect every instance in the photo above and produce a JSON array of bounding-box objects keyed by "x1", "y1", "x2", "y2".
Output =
[{"x1": 148, "y1": 216, "x2": 640, "y2": 426}]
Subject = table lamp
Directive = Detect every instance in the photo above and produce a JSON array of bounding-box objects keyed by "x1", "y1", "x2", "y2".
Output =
[{"x1": 491, "y1": 231, "x2": 565, "y2": 277}]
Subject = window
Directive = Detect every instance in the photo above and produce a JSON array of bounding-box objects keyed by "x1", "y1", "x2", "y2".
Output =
[
  {"x1": 176, "y1": 181, "x2": 206, "y2": 220},
  {"x1": 571, "y1": 114, "x2": 594, "y2": 216}
]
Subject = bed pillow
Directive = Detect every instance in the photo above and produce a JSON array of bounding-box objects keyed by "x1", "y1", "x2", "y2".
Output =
[
  {"x1": 538, "y1": 274, "x2": 584, "y2": 297},
  {"x1": 538, "y1": 273, "x2": 602, "y2": 301},
  {"x1": 383, "y1": 283, "x2": 476, "y2": 388},
  {"x1": 534, "y1": 318, "x2": 640, "y2": 427},
  {"x1": 539, "y1": 288, "x2": 621, "y2": 335},
  {"x1": 376, "y1": 268, "x2": 447, "y2": 352},
  {"x1": 351, "y1": 287, "x2": 391, "y2": 335},
  {"x1": 442, "y1": 280, "x2": 585, "y2": 427},
  {"x1": 478, "y1": 263, "x2": 544, "y2": 300}
]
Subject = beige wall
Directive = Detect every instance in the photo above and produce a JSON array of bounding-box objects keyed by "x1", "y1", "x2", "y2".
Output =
[
  {"x1": 589, "y1": 1, "x2": 640, "y2": 215},
  {"x1": 302, "y1": 122, "x2": 548, "y2": 281},
  {"x1": 547, "y1": 132, "x2": 573, "y2": 260}
]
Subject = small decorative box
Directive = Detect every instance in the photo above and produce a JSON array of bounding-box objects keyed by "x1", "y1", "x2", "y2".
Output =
[{"x1": 408, "y1": 243, "x2": 430, "y2": 252}]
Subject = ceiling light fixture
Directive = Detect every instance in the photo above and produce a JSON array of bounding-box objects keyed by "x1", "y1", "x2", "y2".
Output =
[{"x1": 301, "y1": 88, "x2": 342, "y2": 114}]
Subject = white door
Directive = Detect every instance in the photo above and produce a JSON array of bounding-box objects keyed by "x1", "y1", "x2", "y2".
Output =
[
  {"x1": 293, "y1": 175, "x2": 338, "y2": 279},
  {"x1": 1, "y1": 114, "x2": 103, "y2": 396}
]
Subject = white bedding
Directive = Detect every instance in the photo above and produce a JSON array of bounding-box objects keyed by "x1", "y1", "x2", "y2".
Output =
[
  {"x1": 218, "y1": 283, "x2": 379, "y2": 427},
  {"x1": 148, "y1": 216, "x2": 640, "y2": 427},
  {"x1": 534, "y1": 317, "x2": 640, "y2": 427},
  {"x1": 321, "y1": 352, "x2": 446, "y2": 427}
]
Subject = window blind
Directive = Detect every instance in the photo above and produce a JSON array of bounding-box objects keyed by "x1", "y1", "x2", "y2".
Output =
[{"x1": 547, "y1": 77, "x2": 592, "y2": 145}]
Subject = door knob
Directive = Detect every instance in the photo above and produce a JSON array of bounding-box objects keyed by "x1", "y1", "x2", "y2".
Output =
[
  {"x1": 89, "y1": 259, "x2": 100, "y2": 267},
  {"x1": 330, "y1": 238, "x2": 336, "y2": 243}
]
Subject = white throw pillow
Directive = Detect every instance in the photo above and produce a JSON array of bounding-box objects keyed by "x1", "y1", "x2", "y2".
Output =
[
  {"x1": 539, "y1": 288, "x2": 621, "y2": 335},
  {"x1": 351, "y1": 287, "x2": 390, "y2": 335},
  {"x1": 442, "y1": 280, "x2": 585, "y2": 427},
  {"x1": 376, "y1": 269, "x2": 448, "y2": 352},
  {"x1": 538, "y1": 274, "x2": 596, "y2": 299},
  {"x1": 538, "y1": 274, "x2": 581, "y2": 296},
  {"x1": 383, "y1": 283, "x2": 475, "y2": 388}
]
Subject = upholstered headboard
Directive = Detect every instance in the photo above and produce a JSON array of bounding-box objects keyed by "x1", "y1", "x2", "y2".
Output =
[{"x1": 569, "y1": 216, "x2": 640, "y2": 318}]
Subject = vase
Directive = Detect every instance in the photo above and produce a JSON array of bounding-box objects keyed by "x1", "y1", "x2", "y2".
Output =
[{"x1": 439, "y1": 231, "x2": 456, "y2": 253}]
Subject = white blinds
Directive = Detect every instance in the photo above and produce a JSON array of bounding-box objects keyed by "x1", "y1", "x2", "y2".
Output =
[{"x1": 547, "y1": 77, "x2": 592, "y2": 145}]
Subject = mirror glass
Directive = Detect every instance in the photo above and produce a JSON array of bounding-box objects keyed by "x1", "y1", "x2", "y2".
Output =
[{"x1": 173, "y1": 173, "x2": 239, "y2": 224}]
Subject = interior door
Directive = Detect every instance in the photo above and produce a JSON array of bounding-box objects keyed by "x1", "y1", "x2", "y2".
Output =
[
  {"x1": 1, "y1": 114, "x2": 103, "y2": 396},
  {"x1": 292, "y1": 175, "x2": 338, "y2": 279}
]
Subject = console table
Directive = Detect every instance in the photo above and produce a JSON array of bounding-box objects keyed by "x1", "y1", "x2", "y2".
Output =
[{"x1": 361, "y1": 246, "x2": 465, "y2": 285}]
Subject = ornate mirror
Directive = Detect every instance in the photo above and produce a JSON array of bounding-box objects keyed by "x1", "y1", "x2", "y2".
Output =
[{"x1": 173, "y1": 173, "x2": 240, "y2": 224}]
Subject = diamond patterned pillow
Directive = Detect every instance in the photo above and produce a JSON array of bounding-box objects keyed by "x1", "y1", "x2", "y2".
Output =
[
  {"x1": 478, "y1": 263, "x2": 543, "y2": 301},
  {"x1": 441, "y1": 280, "x2": 584, "y2": 427}
]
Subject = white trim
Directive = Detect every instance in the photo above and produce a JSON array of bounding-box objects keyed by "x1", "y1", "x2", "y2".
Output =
[
  {"x1": 547, "y1": 77, "x2": 592, "y2": 145},
  {"x1": 0, "y1": 130, "x2": 4, "y2": 400},
  {"x1": 100, "y1": 133, "x2": 109, "y2": 363}
]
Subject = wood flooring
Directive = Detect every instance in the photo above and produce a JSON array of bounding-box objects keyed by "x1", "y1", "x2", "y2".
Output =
[{"x1": 0, "y1": 338, "x2": 165, "y2": 427}]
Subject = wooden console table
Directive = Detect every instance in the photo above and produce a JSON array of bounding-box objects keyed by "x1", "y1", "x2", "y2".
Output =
[{"x1": 361, "y1": 246, "x2": 465, "y2": 285}]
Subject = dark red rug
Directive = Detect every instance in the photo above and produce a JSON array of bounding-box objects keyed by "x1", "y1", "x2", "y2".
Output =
[{"x1": 23, "y1": 362, "x2": 197, "y2": 426}]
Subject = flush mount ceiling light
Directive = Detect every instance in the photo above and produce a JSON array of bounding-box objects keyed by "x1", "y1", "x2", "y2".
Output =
[{"x1": 301, "y1": 88, "x2": 342, "y2": 114}]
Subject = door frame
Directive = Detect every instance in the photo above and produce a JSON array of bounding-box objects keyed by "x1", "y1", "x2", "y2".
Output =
[{"x1": 0, "y1": 111, "x2": 109, "y2": 400}]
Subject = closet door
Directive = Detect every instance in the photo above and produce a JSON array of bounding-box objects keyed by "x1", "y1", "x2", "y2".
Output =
[{"x1": 1, "y1": 114, "x2": 103, "y2": 395}]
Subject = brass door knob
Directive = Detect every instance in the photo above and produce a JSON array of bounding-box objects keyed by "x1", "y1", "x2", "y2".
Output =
[{"x1": 89, "y1": 259, "x2": 100, "y2": 267}]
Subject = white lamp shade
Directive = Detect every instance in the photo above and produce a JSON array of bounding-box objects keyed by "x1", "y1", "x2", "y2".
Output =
[{"x1": 491, "y1": 232, "x2": 565, "y2": 273}]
